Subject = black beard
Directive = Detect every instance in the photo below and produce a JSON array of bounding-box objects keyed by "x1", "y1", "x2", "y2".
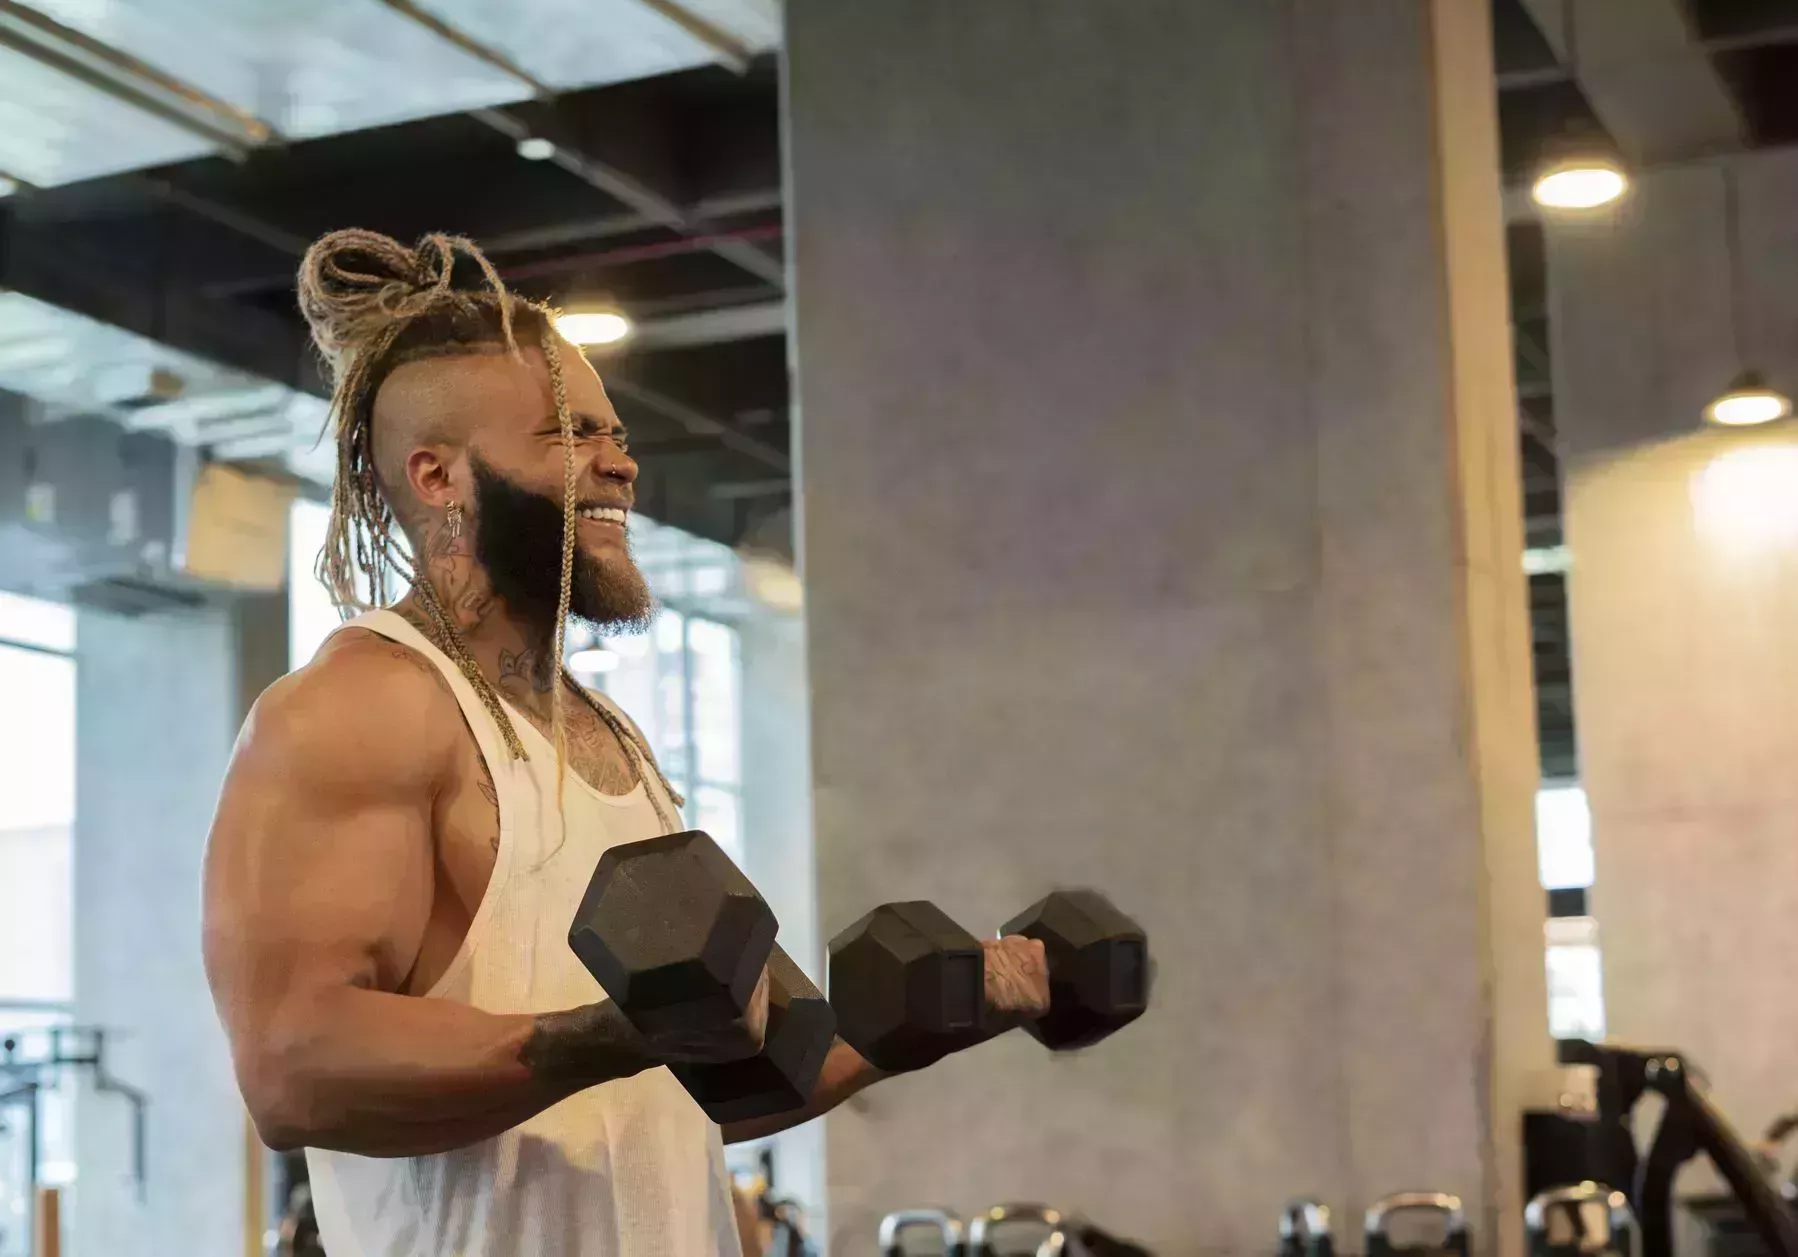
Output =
[{"x1": 469, "y1": 455, "x2": 654, "y2": 636}]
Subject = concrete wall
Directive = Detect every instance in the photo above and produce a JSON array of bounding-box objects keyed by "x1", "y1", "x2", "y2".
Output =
[
  {"x1": 1548, "y1": 148, "x2": 1798, "y2": 1152},
  {"x1": 787, "y1": 2, "x2": 1552, "y2": 1252},
  {"x1": 73, "y1": 594, "x2": 284, "y2": 1257}
]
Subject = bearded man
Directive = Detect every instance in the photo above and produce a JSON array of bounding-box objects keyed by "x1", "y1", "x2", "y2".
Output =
[{"x1": 200, "y1": 230, "x2": 1049, "y2": 1257}]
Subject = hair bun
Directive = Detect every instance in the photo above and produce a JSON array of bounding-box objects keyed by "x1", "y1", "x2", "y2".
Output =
[{"x1": 297, "y1": 229, "x2": 495, "y2": 368}]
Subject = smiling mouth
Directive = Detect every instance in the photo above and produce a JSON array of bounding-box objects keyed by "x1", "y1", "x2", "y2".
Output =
[{"x1": 576, "y1": 505, "x2": 628, "y2": 528}]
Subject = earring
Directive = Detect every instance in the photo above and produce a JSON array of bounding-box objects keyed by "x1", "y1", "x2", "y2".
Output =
[{"x1": 447, "y1": 501, "x2": 464, "y2": 540}]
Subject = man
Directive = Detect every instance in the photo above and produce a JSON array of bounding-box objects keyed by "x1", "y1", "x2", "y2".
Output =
[{"x1": 201, "y1": 230, "x2": 1049, "y2": 1257}]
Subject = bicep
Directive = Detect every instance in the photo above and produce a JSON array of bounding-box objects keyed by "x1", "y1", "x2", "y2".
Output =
[{"x1": 203, "y1": 682, "x2": 438, "y2": 1045}]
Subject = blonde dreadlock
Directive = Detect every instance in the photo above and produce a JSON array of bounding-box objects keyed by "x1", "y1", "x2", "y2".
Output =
[{"x1": 295, "y1": 228, "x2": 683, "y2": 822}]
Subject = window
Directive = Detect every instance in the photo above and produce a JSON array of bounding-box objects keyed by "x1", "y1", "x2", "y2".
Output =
[
  {"x1": 577, "y1": 609, "x2": 744, "y2": 862},
  {"x1": 1536, "y1": 784, "x2": 1605, "y2": 1039},
  {"x1": 0, "y1": 592, "x2": 78, "y2": 1202},
  {"x1": 289, "y1": 497, "x2": 340, "y2": 670}
]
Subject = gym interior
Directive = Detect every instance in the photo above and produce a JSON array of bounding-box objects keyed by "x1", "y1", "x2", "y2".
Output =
[{"x1": 1, "y1": 2, "x2": 1796, "y2": 1254}]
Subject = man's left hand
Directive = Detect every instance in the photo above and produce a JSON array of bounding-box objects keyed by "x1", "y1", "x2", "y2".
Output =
[{"x1": 981, "y1": 935, "x2": 1050, "y2": 1034}]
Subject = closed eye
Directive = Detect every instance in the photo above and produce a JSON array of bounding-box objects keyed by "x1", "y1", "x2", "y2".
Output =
[{"x1": 542, "y1": 412, "x2": 630, "y2": 451}]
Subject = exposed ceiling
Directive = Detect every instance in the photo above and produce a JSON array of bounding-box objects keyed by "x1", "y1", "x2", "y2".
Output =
[{"x1": 7, "y1": 0, "x2": 1798, "y2": 776}]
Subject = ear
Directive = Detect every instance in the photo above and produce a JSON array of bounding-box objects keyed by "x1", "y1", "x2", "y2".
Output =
[{"x1": 404, "y1": 444, "x2": 465, "y2": 512}]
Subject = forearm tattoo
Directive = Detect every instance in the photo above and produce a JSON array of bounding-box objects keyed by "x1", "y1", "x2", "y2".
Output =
[{"x1": 520, "y1": 1003, "x2": 648, "y2": 1089}]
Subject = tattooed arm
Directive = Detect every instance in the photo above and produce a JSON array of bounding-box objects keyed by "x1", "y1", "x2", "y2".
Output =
[{"x1": 202, "y1": 633, "x2": 762, "y2": 1157}]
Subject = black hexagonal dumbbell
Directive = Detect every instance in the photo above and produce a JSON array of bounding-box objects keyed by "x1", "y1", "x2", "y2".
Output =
[
  {"x1": 828, "y1": 890, "x2": 1149, "y2": 1072},
  {"x1": 1001, "y1": 889, "x2": 1149, "y2": 1051},
  {"x1": 568, "y1": 830, "x2": 835, "y2": 1122}
]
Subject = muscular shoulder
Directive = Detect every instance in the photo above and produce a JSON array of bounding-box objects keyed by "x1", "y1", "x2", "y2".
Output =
[{"x1": 237, "y1": 629, "x2": 462, "y2": 793}]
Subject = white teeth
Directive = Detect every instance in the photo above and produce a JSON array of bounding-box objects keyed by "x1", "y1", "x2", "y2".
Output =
[{"x1": 579, "y1": 507, "x2": 627, "y2": 525}]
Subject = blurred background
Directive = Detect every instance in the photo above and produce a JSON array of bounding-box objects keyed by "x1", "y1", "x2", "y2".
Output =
[{"x1": 0, "y1": 0, "x2": 1796, "y2": 1254}]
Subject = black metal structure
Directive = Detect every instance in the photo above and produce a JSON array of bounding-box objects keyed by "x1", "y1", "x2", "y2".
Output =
[
  {"x1": 1562, "y1": 1039, "x2": 1798, "y2": 1257},
  {"x1": 0, "y1": 1026, "x2": 149, "y2": 1201}
]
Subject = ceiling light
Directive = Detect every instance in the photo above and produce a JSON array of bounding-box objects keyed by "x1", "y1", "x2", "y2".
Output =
[
  {"x1": 1704, "y1": 371, "x2": 1793, "y2": 427},
  {"x1": 516, "y1": 137, "x2": 556, "y2": 162},
  {"x1": 1532, "y1": 161, "x2": 1629, "y2": 211},
  {"x1": 555, "y1": 310, "x2": 633, "y2": 347},
  {"x1": 1703, "y1": 167, "x2": 1790, "y2": 430},
  {"x1": 1528, "y1": 9, "x2": 1627, "y2": 213},
  {"x1": 568, "y1": 648, "x2": 620, "y2": 676}
]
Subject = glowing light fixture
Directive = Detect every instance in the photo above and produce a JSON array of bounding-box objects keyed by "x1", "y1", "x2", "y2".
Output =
[
  {"x1": 568, "y1": 648, "x2": 620, "y2": 676},
  {"x1": 1533, "y1": 160, "x2": 1628, "y2": 210},
  {"x1": 1530, "y1": 9, "x2": 1628, "y2": 213},
  {"x1": 1704, "y1": 371, "x2": 1792, "y2": 427},
  {"x1": 555, "y1": 310, "x2": 633, "y2": 347},
  {"x1": 516, "y1": 137, "x2": 556, "y2": 161},
  {"x1": 1702, "y1": 166, "x2": 1790, "y2": 428}
]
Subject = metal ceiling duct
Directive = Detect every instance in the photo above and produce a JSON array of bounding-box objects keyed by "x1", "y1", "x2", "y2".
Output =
[
  {"x1": 0, "y1": 292, "x2": 328, "y2": 462},
  {"x1": 0, "y1": 0, "x2": 779, "y2": 188}
]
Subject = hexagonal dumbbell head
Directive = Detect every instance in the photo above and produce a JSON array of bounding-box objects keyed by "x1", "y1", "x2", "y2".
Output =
[
  {"x1": 829, "y1": 901, "x2": 985, "y2": 1072},
  {"x1": 568, "y1": 830, "x2": 777, "y2": 1038},
  {"x1": 1001, "y1": 890, "x2": 1148, "y2": 1051}
]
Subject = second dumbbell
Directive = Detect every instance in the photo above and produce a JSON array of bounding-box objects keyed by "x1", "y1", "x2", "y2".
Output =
[{"x1": 828, "y1": 890, "x2": 1149, "y2": 1072}]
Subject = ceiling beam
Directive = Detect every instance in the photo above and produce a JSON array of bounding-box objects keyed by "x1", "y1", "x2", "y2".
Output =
[
  {"x1": 1517, "y1": 0, "x2": 1745, "y2": 162},
  {"x1": 361, "y1": 0, "x2": 780, "y2": 290},
  {"x1": 0, "y1": 0, "x2": 275, "y2": 149},
  {"x1": 631, "y1": 0, "x2": 754, "y2": 73},
  {"x1": 629, "y1": 299, "x2": 785, "y2": 349},
  {"x1": 471, "y1": 110, "x2": 783, "y2": 288},
  {"x1": 604, "y1": 374, "x2": 788, "y2": 473}
]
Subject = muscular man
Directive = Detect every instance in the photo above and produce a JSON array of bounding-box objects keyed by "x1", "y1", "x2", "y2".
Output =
[{"x1": 201, "y1": 230, "x2": 1049, "y2": 1257}]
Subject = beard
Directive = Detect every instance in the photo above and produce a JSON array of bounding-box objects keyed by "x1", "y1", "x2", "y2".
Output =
[{"x1": 469, "y1": 455, "x2": 655, "y2": 636}]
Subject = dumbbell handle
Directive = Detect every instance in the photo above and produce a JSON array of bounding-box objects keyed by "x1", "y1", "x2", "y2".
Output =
[
  {"x1": 1365, "y1": 1192, "x2": 1468, "y2": 1257},
  {"x1": 668, "y1": 943, "x2": 836, "y2": 1124},
  {"x1": 879, "y1": 1208, "x2": 965, "y2": 1257}
]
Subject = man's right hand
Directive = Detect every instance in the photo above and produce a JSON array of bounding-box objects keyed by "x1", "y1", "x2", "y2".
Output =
[{"x1": 638, "y1": 965, "x2": 771, "y2": 1065}]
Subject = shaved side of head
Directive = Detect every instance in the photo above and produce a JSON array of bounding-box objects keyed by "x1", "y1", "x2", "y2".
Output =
[{"x1": 368, "y1": 340, "x2": 599, "y2": 537}]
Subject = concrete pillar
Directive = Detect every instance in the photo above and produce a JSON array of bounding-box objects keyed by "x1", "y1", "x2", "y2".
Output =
[
  {"x1": 1547, "y1": 149, "x2": 1798, "y2": 1151},
  {"x1": 787, "y1": 2, "x2": 1553, "y2": 1252},
  {"x1": 73, "y1": 593, "x2": 286, "y2": 1257}
]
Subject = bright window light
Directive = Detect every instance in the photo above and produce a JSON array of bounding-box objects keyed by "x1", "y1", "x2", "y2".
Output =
[
  {"x1": 1532, "y1": 164, "x2": 1628, "y2": 211},
  {"x1": 607, "y1": 634, "x2": 652, "y2": 660},
  {"x1": 568, "y1": 648, "x2": 621, "y2": 676},
  {"x1": 556, "y1": 310, "x2": 633, "y2": 347}
]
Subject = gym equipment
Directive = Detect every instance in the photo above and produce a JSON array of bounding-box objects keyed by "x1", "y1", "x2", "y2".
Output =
[
  {"x1": 1561, "y1": 1039, "x2": 1798, "y2": 1257},
  {"x1": 1279, "y1": 1199, "x2": 1334, "y2": 1257},
  {"x1": 830, "y1": 902, "x2": 985, "y2": 1071},
  {"x1": 667, "y1": 945, "x2": 836, "y2": 1124},
  {"x1": 1524, "y1": 1182, "x2": 1634, "y2": 1256},
  {"x1": 1364, "y1": 1192, "x2": 1469, "y2": 1257},
  {"x1": 569, "y1": 830, "x2": 775, "y2": 1034},
  {"x1": 829, "y1": 892, "x2": 1148, "y2": 1072},
  {"x1": 879, "y1": 1207, "x2": 966, "y2": 1257},
  {"x1": 0, "y1": 1026, "x2": 147, "y2": 1257},
  {"x1": 967, "y1": 1203, "x2": 1074, "y2": 1257},
  {"x1": 567, "y1": 830, "x2": 835, "y2": 1122},
  {"x1": 1001, "y1": 892, "x2": 1149, "y2": 1051}
]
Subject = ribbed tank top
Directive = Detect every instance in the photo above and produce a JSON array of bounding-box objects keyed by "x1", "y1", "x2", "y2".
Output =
[{"x1": 305, "y1": 610, "x2": 739, "y2": 1257}]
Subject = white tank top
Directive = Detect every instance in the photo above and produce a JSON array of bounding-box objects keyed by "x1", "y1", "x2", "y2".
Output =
[{"x1": 306, "y1": 610, "x2": 740, "y2": 1257}]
